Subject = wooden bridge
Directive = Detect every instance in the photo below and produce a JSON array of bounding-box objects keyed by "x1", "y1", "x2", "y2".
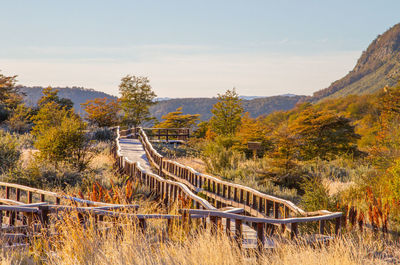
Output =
[
  {"x1": 114, "y1": 127, "x2": 343, "y2": 250},
  {"x1": 0, "y1": 126, "x2": 342, "y2": 252}
]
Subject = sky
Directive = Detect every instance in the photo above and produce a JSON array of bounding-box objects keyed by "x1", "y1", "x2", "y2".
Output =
[{"x1": 1, "y1": 0, "x2": 399, "y2": 98}]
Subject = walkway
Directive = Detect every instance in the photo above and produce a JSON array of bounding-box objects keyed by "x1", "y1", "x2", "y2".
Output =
[
  {"x1": 117, "y1": 136, "x2": 273, "y2": 249},
  {"x1": 118, "y1": 138, "x2": 152, "y2": 171}
]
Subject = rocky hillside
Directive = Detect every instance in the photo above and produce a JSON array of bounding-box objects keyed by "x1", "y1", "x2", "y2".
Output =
[{"x1": 313, "y1": 23, "x2": 400, "y2": 100}]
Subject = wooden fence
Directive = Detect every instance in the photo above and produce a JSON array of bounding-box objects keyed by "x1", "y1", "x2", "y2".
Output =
[
  {"x1": 119, "y1": 127, "x2": 190, "y2": 141},
  {"x1": 114, "y1": 127, "x2": 343, "y2": 250}
]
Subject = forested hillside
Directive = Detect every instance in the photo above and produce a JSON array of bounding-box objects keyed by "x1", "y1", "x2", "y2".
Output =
[
  {"x1": 150, "y1": 95, "x2": 306, "y2": 121},
  {"x1": 313, "y1": 23, "x2": 400, "y2": 100},
  {"x1": 19, "y1": 86, "x2": 117, "y2": 114}
]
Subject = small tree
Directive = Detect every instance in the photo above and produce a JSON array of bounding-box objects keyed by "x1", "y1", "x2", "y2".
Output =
[
  {"x1": 289, "y1": 109, "x2": 360, "y2": 160},
  {"x1": 0, "y1": 72, "x2": 23, "y2": 122},
  {"x1": 38, "y1": 87, "x2": 74, "y2": 110},
  {"x1": 156, "y1": 107, "x2": 200, "y2": 129},
  {"x1": 269, "y1": 123, "x2": 299, "y2": 174},
  {"x1": 0, "y1": 132, "x2": 20, "y2": 174},
  {"x1": 7, "y1": 104, "x2": 32, "y2": 133},
  {"x1": 119, "y1": 75, "x2": 157, "y2": 128},
  {"x1": 81, "y1": 97, "x2": 120, "y2": 127},
  {"x1": 210, "y1": 89, "x2": 243, "y2": 136},
  {"x1": 32, "y1": 102, "x2": 90, "y2": 171}
]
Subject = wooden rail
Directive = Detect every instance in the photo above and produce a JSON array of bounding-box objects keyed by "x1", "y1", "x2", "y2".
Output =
[
  {"x1": 120, "y1": 127, "x2": 190, "y2": 141},
  {"x1": 113, "y1": 127, "x2": 215, "y2": 211},
  {"x1": 115, "y1": 126, "x2": 343, "y2": 250}
]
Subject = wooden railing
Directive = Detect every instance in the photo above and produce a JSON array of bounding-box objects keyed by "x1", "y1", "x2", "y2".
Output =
[
  {"x1": 120, "y1": 127, "x2": 343, "y2": 234},
  {"x1": 119, "y1": 127, "x2": 190, "y2": 141},
  {"x1": 113, "y1": 126, "x2": 344, "y2": 250},
  {"x1": 113, "y1": 127, "x2": 215, "y2": 210}
]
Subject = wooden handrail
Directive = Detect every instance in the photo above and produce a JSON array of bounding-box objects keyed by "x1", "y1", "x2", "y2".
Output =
[
  {"x1": 181, "y1": 209, "x2": 342, "y2": 224},
  {"x1": 0, "y1": 181, "x2": 139, "y2": 208},
  {"x1": 114, "y1": 127, "x2": 215, "y2": 210},
  {"x1": 134, "y1": 126, "x2": 343, "y2": 221}
]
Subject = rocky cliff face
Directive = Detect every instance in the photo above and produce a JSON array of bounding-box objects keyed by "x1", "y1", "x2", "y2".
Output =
[{"x1": 313, "y1": 23, "x2": 400, "y2": 100}]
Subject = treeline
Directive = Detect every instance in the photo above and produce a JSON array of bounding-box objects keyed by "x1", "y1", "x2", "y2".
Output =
[
  {"x1": 150, "y1": 95, "x2": 306, "y2": 121},
  {"x1": 19, "y1": 86, "x2": 117, "y2": 114}
]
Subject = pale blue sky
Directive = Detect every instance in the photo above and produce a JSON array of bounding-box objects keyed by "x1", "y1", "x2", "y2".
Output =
[{"x1": 1, "y1": 0, "x2": 399, "y2": 97}]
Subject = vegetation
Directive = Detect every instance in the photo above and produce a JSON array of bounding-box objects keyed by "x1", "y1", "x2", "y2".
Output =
[
  {"x1": 209, "y1": 89, "x2": 243, "y2": 136},
  {"x1": 19, "y1": 85, "x2": 117, "y2": 113},
  {"x1": 313, "y1": 23, "x2": 400, "y2": 100},
  {"x1": 150, "y1": 95, "x2": 305, "y2": 121},
  {"x1": 38, "y1": 86, "x2": 74, "y2": 110},
  {"x1": 81, "y1": 97, "x2": 120, "y2": 127},
  {"x1": 32, "y1": 101, "x2": 89, "y2": 171},
  {"x1": 156, "y1": 107, "x2": 200, "y2": 129},
  {"x1": 119, "y1": 75, "x2": 157, "y2": 127},
  {"x1": 0, "y1": 131, "x2": 20, "y2": 174}
]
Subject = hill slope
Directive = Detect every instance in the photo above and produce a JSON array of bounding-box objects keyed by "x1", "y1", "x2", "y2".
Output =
[
  {"x1": 150, "y1": 95, "x2": 306, "y2": 121},
  {"x1": 19, "y1": 86, "x2": 117, "y2": 114},
  {"x1": 313, "y1": 23, "x2": 400, "y2": 100}
]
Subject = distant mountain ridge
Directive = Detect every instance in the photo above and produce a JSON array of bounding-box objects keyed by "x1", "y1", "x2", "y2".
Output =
[
  {"x1": 20, "y1": 86, "x2": 305, "y2": 120},
  {"x1": 19, "y1": 86, "x2": 117, "y2": 114},
  {"x1": 150, "y1": 95, "x2": 306, "y2": 121},
  {"x1": 313, "y1": 23, "x2": 400, "y2": 100}
]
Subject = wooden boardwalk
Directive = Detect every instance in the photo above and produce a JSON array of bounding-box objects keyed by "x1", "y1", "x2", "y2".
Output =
[
  {"x1": 117, "y1": 133, "x2": 273, "y2": 249},
  {"x1": 118, "y1": 138, "x2": 152, "y2": 171}
]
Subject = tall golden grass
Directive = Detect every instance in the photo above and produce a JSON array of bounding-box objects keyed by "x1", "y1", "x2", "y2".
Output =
[{"x1": 1, "y1": 210, "x2": 399, "y2": 265}]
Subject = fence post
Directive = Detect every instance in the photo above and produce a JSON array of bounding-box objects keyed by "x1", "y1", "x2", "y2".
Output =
[
  {"x1": 235, "y1": 219, "x2": 243, "y2": 249},
  {"x1": 291, "y1": 222, "x2": 298, "y2": 239},
  {"x1": 257, "y1": 223, "x2": 265, "y2": 252},
  {"x1": 335, "y1": 217, "x2": 341, "y2": 236},
  {"x1": 28, "y1": 191, "x2": 33, "y2": 204},
  {"x1": 159, "y1": 157, "x2": 163, "y2": 176},
  {"x1": 16, "y1": 189, "x2": 20, "y2": 202},
  {"x1": 319, "y1": 220, "x2": 325, "y2": 234}
]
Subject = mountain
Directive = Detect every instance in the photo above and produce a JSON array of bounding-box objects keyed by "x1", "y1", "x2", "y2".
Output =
[
  {"x1": 19, "y1": 86, "x2": 117, "y2": 114},
  {"x1": 313, "y1": 23, "x2": 400, "y2": 100},
  {"x1": 149, "y1": 95, "x2": 307, "y2": 121},
  {"x1": 20, "y1": 86, "x2": 304, "y2": 120}
]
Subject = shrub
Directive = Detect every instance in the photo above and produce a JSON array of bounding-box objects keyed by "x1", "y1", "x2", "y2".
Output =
[
  {"x1": 300, "y1": 176, "x2": 337, "y2": 212},
  {"x1": 7, "y1": 104, "x2": 31, "y2": 133},
  {"x1": 202, "y1": 140, "x2": 245, "y2": 178},
  {"x1": 0, "y1": 131, "x2": 20, "y2": 174},
  {"x1": 91, "y1": 127, "x2": 114, "y2": 142},
  {"x1": 33, "y1": 103, "x2": 91, "y2": 171}
]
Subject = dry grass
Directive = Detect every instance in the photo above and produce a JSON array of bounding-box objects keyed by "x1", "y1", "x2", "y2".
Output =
[
  {"x1": 174, "y1": 157, "x2": 207, "y2": 173},
  {"x1": 323, "y1": 178, "x2": 355, "y2": 196},
  {"x1": 2, "y1": 217, "x2": 399, "y2": 265}
]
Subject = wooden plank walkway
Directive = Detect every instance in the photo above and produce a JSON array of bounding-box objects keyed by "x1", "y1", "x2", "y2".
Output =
[
  {"x1": 118, "y1": 138, "x2": 152, "y2": 171},
  {"x1": 117, "y1": 136, "x2": 270, "y2": 249}
]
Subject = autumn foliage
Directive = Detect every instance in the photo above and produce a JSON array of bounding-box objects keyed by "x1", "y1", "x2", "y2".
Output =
[{"x1": 81, "y1": 97, "x2": 120, "y2": 127}]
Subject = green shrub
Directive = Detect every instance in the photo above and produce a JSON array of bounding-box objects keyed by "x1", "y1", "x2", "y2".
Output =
[
  {"x1": 92, "y1": 127, "x2": 114, "y2": 142},
  {"x1": 202, "y1": 140, "x2": 245, "y2": 178},
  {"x1": 300, "y1": 176, "x2": 337, "y2": 212},
  {"x1": 33, "y1": 103, "x2": 91, "y2": 171},
  {"x1": 0, "y1": 131, "x2": 20, "y2": 174}
]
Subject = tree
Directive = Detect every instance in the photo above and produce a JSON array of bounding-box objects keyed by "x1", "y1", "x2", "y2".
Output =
[
  {"x1": 7, "y1": 103, "x2": 32, "y2": 133},
  {"x1": 0, "y1": 72, "x2": 23, "y2": 122},
  {"x1": 269, "y1": 123, "x2": 299, "y2": 174},
  {"x1": 209, "y1": 89, "x2": 243, "y2": 136},
  {"x1": 289, "y1": 109, "x2": 360, "y2": 160},
  {"x1": 81, "y1": 97, "x2": 120, "y2": 127},
  {"x1": 119, "y1": 75, "x2": 157, "y2": 127},
  {"x1": 156, "y1": 107, "x2": 200, "y2": 129},
  {"x1": 38, "y1": 87, "x2": 74, "y2": 110},
  {"x1": 0, "y1": 131, "x2": 20, "y2": 174},
  {"x1": 32, "y1": 102, "x2": 90, "y2": 171}
]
